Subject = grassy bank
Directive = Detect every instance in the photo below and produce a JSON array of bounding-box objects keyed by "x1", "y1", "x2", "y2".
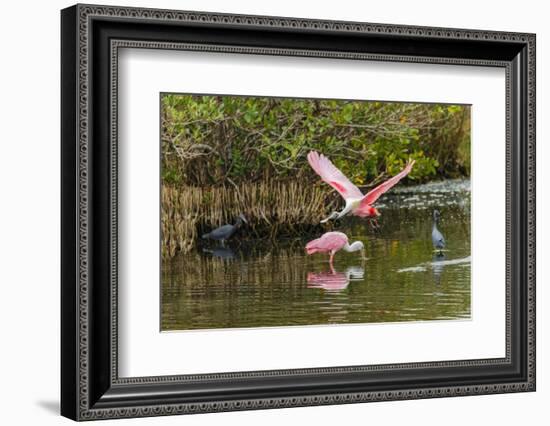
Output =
[{"x1": 161, "y1": 181, "x2": 335, "y2": 258}]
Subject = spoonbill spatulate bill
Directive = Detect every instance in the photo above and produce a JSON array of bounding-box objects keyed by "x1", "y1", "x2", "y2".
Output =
[
  {"x1": 305, "y1": 231, "x2": 365, "y2": 265},
  {"x1": 202, "y1": 214, "x2": 247, "y2": 244},
  {"x1": 432, "y1": 210, "x2": 446, "y2": 254},
  {"x1": 307, "y1": 151, "x2": 415, "y2": 223}
]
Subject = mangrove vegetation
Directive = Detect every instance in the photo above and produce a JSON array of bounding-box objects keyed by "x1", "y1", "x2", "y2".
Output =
[{"x1": 161, "y1": 94, "x2": 470, "y2": 258}]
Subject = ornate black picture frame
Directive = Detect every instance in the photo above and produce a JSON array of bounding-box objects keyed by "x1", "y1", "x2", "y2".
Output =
[{"x1": 61, "y1": 4, "x2": 535, "y2": 421}]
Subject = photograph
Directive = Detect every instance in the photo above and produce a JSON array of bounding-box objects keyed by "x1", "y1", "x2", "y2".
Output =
[
  {"x1": 57, "y1": 3, "x2": 535, "y2": 420},
  {"x1": 160, "y1": 94, "x2": 472, "y2": 331}
]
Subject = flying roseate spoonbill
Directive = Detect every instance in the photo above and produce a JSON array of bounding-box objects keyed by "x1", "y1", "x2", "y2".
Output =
[
  {"x1": 305, "y1": 231, "x2": 365, "y2": 265},
  {"x1": 432, "y1": 210, "x2": 446, "y2": 255},
  {"x1": 202, "y1": 214, "x2": 247, "y2": 244},
  {"x1": 307, "y1": 151, "x2": 415, "y2": 223}
]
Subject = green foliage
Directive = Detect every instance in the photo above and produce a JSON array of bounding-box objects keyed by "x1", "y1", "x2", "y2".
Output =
[{"x1": 161, "y1": 95, "x2": 470, "y2": 188}]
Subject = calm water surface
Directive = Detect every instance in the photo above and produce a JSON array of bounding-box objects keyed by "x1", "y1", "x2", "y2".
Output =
[{"x1": 162, "y1": 179, "x2": 471, "y2": 331}]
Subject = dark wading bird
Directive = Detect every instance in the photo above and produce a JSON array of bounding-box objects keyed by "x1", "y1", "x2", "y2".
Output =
[
  {"x1": 307, "y1": 151, "x2": 415, "y2": 224},
  {"x1": 432, "y1": 210, "x2": 446, "y2": 256},
  {"x1": 202, "y1": 214, "x2": 247, "y2": 244}
]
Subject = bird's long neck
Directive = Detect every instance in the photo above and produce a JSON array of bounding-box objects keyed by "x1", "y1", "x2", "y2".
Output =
[
  {"x1": 337, "y1": 199, "x2": 358, "y2": 219},
  {"x1": 432, "y1": 217, "x2": 439, "y2": 231},
  {"x1": 343, "y1": 242, "x2": 362, "y2": 253}
]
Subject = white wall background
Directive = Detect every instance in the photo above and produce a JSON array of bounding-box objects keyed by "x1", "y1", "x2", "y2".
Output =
[{"x1": 0, "y1": 0, "x2": 546, "y2": 424}]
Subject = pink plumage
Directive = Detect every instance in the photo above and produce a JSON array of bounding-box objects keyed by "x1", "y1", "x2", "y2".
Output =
[
  {"x1": 307, "y1": 271, "x2": 350, "y2": 291},
  {"x1": 305, "y1": 231, "x2": 364, "y2": 265},
  {"x1": 361, "y1": 160, "x2": 415, "y2": 206},
  {"x1": 307, "y1": 151, "x2": 414, "y2": 220},
  {"x1": 305, "y1": 231, "x2": 348, "y2": 255},
  {"x1": 307, "y1": 152, "x2": 363, "y2": 200}
]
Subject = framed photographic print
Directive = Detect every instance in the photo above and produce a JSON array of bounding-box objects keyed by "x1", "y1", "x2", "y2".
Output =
[{"x1": 61, "y1": 4, "x2": 536, "y2": 421}]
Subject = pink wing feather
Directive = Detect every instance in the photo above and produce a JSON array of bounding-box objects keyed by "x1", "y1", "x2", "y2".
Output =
[
  {"x1": 307, "y1": 151, "x2": 363, "y2": 200},
  {"x1": 361, "y1": 160, "x2": 415, "y2": 206}
]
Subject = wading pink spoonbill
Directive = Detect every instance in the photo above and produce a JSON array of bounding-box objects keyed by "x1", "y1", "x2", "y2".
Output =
[
  {"x1": 307, "y1": 151, "x2": 415, "y2": 223},
  {"x1": 305, "y1": 231, "x2": 365, "y2": 265}
]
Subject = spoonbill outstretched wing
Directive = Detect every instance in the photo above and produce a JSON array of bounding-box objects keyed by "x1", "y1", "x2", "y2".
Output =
[
  {"x1": 307, "y1": 151, "x2": 414, "y2": 222},
  {"x1": 307, "y1": 152, "x2": 363, "y2": 200}
]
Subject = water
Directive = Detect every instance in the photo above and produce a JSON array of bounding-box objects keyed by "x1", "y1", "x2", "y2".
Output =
[{"x1": 161, "y1": 179, "x2": 471, "y2": 331}]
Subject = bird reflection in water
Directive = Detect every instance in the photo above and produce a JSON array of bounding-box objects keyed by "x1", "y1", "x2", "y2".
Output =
[
  {"x1": 431, "y1": 252, "x2": 446, "y2": 286},
  {"x1": 202, "y1": 246, "x2": 237, "y2": 261},
  {"x1": 307, "y1": 265, "x2": 364, "y2": 292},
  {"x1": 431, "y1": 209, "x2": 447, "y2": 285}
]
